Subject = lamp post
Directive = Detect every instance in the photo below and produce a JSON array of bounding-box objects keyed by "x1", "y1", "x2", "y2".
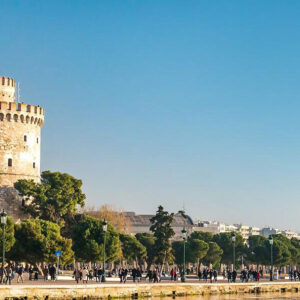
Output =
[
  {"x1": 269, "y1": 235, "x2": 274, "y2": 281},
  {"x1": 0, "y1": 210, "x2": 7, "y2": 269},
  {"x1": 231, "y1": 233, "x2": 236, "y2": 271},
  {"x1": 181, "y1": 228, "x2": 187, "y2": 282},
  {"x1": 102, "y1": 220, "x2": 108, "y2": 282}
]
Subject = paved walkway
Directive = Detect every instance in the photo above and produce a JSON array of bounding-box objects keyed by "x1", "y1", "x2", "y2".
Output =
[{"x1": 3, "y1": 275, "x2": 297, "y2": 285}]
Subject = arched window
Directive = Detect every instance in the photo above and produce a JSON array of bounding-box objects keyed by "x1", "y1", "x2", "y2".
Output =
[
  {"x1": 33, "y1": 162, "x2": 36, "y2": 168},
  {"x1": 8, "y1": 159, "x2": 12, "y2": 167},
  {"x1": 24, "y1": 135, "x2": 27, "y2": 142},
  {"x1": 36, "y1": 137, "x2": 39, "y2": 144}
]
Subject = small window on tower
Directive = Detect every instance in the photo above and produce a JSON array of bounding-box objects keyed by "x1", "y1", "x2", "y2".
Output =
[
  {"x1": 37, "y1": 137, "x2": 39, "y2": 144},
  {"x1": 33, "y1": 162, "x2": 36, "y2": 168},
  {"x1": 8, "y1": 159, "x2": 12, "y2": 167},
  {"x1": 24, "y1": 135, "x2": 27, "y2": 142}
]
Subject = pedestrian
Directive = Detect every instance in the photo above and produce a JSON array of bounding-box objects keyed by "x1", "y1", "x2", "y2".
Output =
[
  {"x1": 132, "y1": 267, "x2": 137, "y2": 283},
  {"x1": 137, "y1": 267, "x2": 142, "y2": 282},
  {"x1": 198, "y1": 269, "x2": 202, "y2": 280},
  {"x1": 97, "y1": 268, "x2": 103, "y2": 283},
  {"x1": 213, "y1": 269, "x2": 217, "y2": 282},
  {"x1": 33, "y1": 265, "x2": 39, "y2": 281},
  {"x1": 43, "y1": 265, "x2": 49, "y2": 281},
  {"x1": 73, "y1": 268, "x2": 81, "y2": 284},
  {"x1": 49, "y1": 264, "x2": 56, "y2": 281},
  {"x1": 82, "y1": 267, "x2": 88, "y2": 284},
  {"x1": 5, "y1": 266, "x2": 12, "y2": 285},
  {"x1": 119, "y1": 268, "x2": 123, "y2": 283},
  {"x1": 122, "y1": 268, "x2": 128, "y2": 283},
  {"x1": 232, "y1": 270, "x2": 237, "y2": 283},
  {"x1": 17, "y1": 265, "x2": 24, "y2": 283},
  {"x1": 29, "y1": 265, "x2": 33, "y2": 281}
]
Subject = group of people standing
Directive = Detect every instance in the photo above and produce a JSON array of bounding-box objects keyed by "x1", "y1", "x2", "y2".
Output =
[
  {"x1": 198, "y1": 268, "x2": 218, "y2": 282},
  {"x1": 73, "y1": 266, "x2": 104, "y2": 284}
]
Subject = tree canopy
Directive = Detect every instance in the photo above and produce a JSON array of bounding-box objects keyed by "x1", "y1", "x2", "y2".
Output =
[
  {"x1": 10, "y1": 219, "x2": 74, "y2": 264},
  {"x1": 72, "y1": 215, "x2": 120, "y2": 263},
  {"x1": 119, "y1": 233, "x2": 146, "y2": 264},
  {"x1": 14, "y1": 171, "x2": 86, "y2": 225}
]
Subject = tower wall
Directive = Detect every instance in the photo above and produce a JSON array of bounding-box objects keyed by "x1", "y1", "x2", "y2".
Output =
[{"x1": 0, "y1": 101, "x2": 44, "y2": 187}]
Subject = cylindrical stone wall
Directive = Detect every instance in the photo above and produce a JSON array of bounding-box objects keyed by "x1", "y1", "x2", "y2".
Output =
[{"x1": 0, "y1": 101, "x2": 44, "y2": 187}]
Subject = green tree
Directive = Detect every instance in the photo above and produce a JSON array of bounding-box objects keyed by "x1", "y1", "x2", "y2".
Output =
[
  {"x1": 14, "y1": 171, "x2": 86, "y2": 225},
  {"x1": 9, "y1": 219, "x2": 73, "y2": 264},
  {"x1": 188, "y1": 239, "x2": 209, "y2": 268},
  {"x1": 119, "y1": 233, "x2": 146, "y2": 265},
  {"x1": 135, "y1": 232, "x2": 156, "y2": 269},
  {"x1": 0, "y1": 216, "x2": 15, "y2": 253},
  {"x1": 72, "y1": 215, "x2": 120, "y2": 263},
  {"x1": 189, "y1": 231, "x2": 213, "y2": 243},
  {"x1": 150, "y1": 206, "x2": 175, "y2": 265},
  {"x1": 172, "y1": 240, "x2": 185, "y2": 266},
  {"x1": 202, "y1": 242, "x2": 223, "y2": 268},
  {"x1": 248, "y1": 235, "x2": 269, "y2": 265},
  {"x1": 213, "y1": 232, "x2": 245, "y2": 266}
]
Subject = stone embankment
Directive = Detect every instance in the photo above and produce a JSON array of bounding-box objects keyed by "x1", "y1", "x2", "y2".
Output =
[{"x1": 1, "y1": 282, "x2": 300, "y2": 299}]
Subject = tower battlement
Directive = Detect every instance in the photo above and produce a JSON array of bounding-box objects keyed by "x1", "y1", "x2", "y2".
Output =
[
  {"x1": 0, "y1": 101, "x2": 44, "y2": 126},
  {"x1": 0, "y1": 77, "x2": 16, "y2": 102}
]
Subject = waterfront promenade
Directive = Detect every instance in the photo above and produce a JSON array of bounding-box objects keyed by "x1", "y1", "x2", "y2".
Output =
[{"x1": 1, "y1": 281, "x2": 300, "y2": 300}]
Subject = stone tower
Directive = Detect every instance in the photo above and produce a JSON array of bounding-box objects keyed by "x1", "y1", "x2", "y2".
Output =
[{"x1": 0, "y1": 76, "x2": 44, "y2": 187}]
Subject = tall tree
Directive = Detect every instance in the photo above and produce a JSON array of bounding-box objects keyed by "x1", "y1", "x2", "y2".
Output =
[
  {"x1": 188, "y1": 239, "x2": 209, "y2": 268},
  {"x1": 202, "y1": 242, "x2": 223, "y2": 268},
  {"x1": 150, "y1": 206, "x2": 175, "y2": 265},
  {"x1": 14, "y1": 171, "x2": 86, "y2": 226},
  {"x1": 135, "y1": 232, "x2": 156, "y2": 269},
  {"x1": 72, "y1": 215, "x2": 120, "y2": 263},
  {"x1": 213, "y1": 232, "x2": 245, "y2": 266},
  {"x1": 9, "y1": 219, "x2": 74, "y2": 264},
  {"x1": 0, "y1": 216, "x2": 15, "y2": 253},
  {"x1": 248, "y1": 235, "x2": 269, "y2": 265},
  {"x1": 119, "y1": 233, "x2": 146, "y2": 265}
]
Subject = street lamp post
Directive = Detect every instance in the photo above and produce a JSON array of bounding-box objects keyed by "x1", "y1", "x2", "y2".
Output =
[
  {"x1": 269, "y1": 235, "x2": 274, "y2": 281},
  {"x1": 102, "y1": 220, "x2": 108, "y2": 282},
  {"x1": 231, "y1": 233, "x2": 236, "y2": 271},
  {"x1": 181, "y1": 228, "x2": 187, "y2": 282},
  {"x1": 0, "y1": 210, "x2": 7, "y2": 269}
]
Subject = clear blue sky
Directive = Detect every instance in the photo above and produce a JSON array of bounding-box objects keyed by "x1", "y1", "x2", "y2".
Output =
[{"x1": 1, "y1": 0, "x2": 300, "y2": 231}]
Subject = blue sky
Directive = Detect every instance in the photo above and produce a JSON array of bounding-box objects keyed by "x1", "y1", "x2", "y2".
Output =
[{"x1": 1, "y1": 0, "x2": 300, "y2": 230}]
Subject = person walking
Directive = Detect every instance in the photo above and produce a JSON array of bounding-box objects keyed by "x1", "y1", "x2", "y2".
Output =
[
  {"x1": 73, "y1": 268, "x2": 81, "y2": 284},
  {"x1": 119, "y1": 268, "x2": 123, "y2": 283},
  {"x1": 82, "y1": 267, "x2": 88, "y2": 284},
  {"x1": 43, "y1": 265, "x2": 49, "y2": 281},
  {"x1": 213, "y1": 269, "x2": 218, "y2": 282},
  {"x1": 49, "y1": 265, "x2": 56, "y2": 281},
  {"x1": 28, "y1": 265, "x2": 33, "y2": 281},
  {"x1": 16, "y1": 265, "x2": 24, "y2": 283},
  {"x1": 5, "y1": 266, "x2": 13, "y2": 285},
  {"x1": 33, "y1": 265, "x2": 39, "y2": 281},
  {"x1": 97, "y1": 268, "x2": 103, "y2": 283}
]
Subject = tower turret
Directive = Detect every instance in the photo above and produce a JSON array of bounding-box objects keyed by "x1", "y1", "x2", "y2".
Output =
[{"x1": 0, "y1": 77, "x2": 16, "y2": 102}]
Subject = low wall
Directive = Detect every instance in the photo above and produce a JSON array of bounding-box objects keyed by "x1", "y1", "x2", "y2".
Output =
[{"x1": 1, "y1": 282, "x2": 300, "y2": 299}]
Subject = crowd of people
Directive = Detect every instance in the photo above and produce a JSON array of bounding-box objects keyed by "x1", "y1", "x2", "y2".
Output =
[{"x1": 0, "y1": 263, "x2": 299, "y2": 285}]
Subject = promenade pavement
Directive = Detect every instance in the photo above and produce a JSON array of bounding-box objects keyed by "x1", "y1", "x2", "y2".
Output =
[{"x1": 3, "y1": 274, "x2": 296, "y2": 285}]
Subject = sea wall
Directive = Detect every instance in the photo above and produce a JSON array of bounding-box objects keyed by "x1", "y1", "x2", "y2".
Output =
[{"x1": 1, "y1": 282, "x2": 300, "y2": 299}]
